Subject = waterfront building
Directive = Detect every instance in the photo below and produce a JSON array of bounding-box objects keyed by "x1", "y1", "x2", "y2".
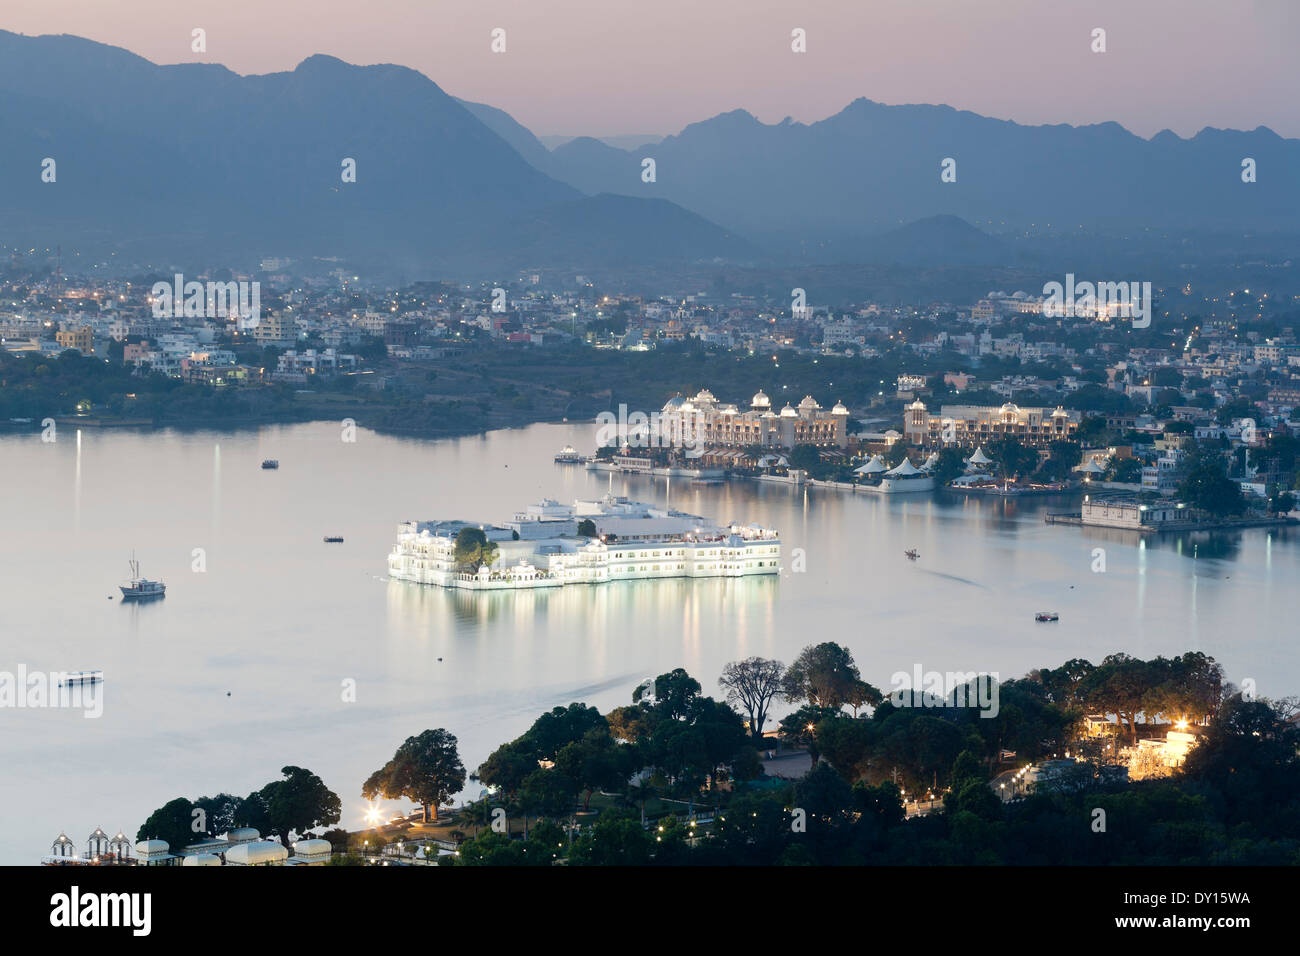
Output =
[
  {"x1": 388, "y1": 494, "x2": 781, "y2": 591},
  {"x1": 43, "y1": 826, "x2": 332, "y2": 866},
  {"x1": 41, "y1": 829, "x2": 133, "y2": 866},
  {"x1": 903, "y1": 401, "x2": 1081, "y2": 448},
  {"x1": 658, "y1": 389, "x2": 850, "y2": 451},
  {"x1": 1080, "y1": 497, "x2": 1193, "y2": 529}
]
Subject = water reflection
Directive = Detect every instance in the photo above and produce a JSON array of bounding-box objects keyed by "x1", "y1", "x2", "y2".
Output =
[{"x1": 1, "y1": 419, "x2": 1296, "y2": 865}]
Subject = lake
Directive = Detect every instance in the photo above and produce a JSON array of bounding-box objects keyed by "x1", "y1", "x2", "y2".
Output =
[{"x1": 1, "y1": 420, "x2": 1295, "y2": 864}]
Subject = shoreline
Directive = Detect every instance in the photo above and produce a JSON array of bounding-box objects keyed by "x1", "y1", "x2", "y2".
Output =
[{"x1": 1044, "y1": 513, "x2": 1297, "y2": 534}]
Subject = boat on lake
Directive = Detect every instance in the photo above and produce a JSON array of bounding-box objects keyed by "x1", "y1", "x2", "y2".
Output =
[
  {"x1": 58, "y1": 670, "x2": 103, "y2": 688},
  {"x1": 553, "y1": 445, "x2": 584, "y2": 464},
  {"x1": 261, "y1": 459, "x2": 279, "y2": 470},
  {"x1": 1035, "y1": 611, "x2": 1059, "y2": 622},
  {"x1": 323, "y1": 536, "x2": 344, "y2": 543},
  {"x1": 905, "y1": 549, "x2": 920, "y2": 561},
  {"x1": 120, "y1": 556, "x2": 165, "y2": 601}
]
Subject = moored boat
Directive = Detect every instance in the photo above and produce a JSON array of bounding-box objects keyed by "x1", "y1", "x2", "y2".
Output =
[
  {"x1": 1035, "y1": 611, "x2": 1059, "y2": 622},
  {"x1": 58, "y1": 670, "x2": 103, "y2": 688},
  {"x1": 323, "y1": 536, "x2": 344, "y2": 543},
  {"x1": 120, "y1": 556, "x2": 165, "y2": 601}
]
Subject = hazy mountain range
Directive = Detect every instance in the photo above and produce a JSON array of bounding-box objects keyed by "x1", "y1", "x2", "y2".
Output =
[{"x1": 3, "y1": 30, "x2": 1299, "y2": 278}]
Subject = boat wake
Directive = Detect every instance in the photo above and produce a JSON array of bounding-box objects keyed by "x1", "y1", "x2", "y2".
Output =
[{"x1": 917, "y1": 569, "x2": 988, "y2": 589}]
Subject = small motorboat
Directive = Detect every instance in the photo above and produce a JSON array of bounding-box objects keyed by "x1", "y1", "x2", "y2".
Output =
[
  {"x1": 59, "y1": 670, "x2": 103, "y2": 688},
  {"x1": 1035, "y1": 611, "x2": 1059, "y2": 623},
  {"x1": 323, "y1": 536, "x2": 344, "y2": 543},
  {"x1": 904, "y1": 549, "x2": 920, "y2": 561},
  {"x1": 261, "y1": 459, "x2": 279, "y2": 470}
]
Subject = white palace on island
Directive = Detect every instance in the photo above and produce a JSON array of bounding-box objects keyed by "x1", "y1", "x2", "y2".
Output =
[{"x1": 388, "y1": 495, "x2": 781, "y2": 591}]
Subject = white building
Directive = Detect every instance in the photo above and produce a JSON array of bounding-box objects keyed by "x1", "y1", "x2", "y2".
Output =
[
  {"x1": 657, "y1": 389, "x2": 850, "y2": 451},
  {"x1": 1080, "y1": 497, "x2": 1193, "y2": 529},
  {"x1": 389, "y1": 495, "x2": 781, "y2": 591}
]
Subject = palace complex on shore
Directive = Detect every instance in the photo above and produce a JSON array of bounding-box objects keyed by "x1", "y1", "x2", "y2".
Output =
[
  {"x1": 903, "y1": 400, "x2": 1082, "y2": 448},
  {"x1": 388, "y1": 495, "x2": 781, "y2": 590},
  {"x1": 43, "y1": 827, "x2": 331, "y2": 866},
  {"x1": 658, "y1": 389, "x2": 851, "y2": 450}
]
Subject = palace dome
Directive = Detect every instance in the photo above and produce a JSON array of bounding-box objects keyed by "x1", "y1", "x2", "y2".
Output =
[
  {"x1": 226, "y1": 841, "x2": 288, "y2": 866},
  {"x1": 751, "y1": 389, "x2": 771, "y2": 408},
  {"x1": 779, "y1": 404, "x2": 798, "y2": 418}
]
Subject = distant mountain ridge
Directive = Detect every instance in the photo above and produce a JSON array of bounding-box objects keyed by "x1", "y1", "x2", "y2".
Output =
[
  {"x1": 3, "y1": 30, "x2": 1299, "y2": 277},
  {"x1": 524, "y1": 98, "x2": 1300, "y2": 254},
  {"x1": 0, "y1": 31, "x2": 755, "y2": 274}
]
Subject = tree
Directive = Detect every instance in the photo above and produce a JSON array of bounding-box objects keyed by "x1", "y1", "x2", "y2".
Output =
[
  {"x1": 783, "y1": 642, "x2": 877, "y2": 711},
  {"x1": 569, "y1": 814, "x2": 653, "y2": 866},
  {"x1": 192, "y1": 793, "x2": 241, "y2": 838},
  {"x1": 1269, "y1": 490, "x2": 1295, "y2": 515},
  {"x1": 576, "y1": 518, "x2": 596, "y2": 537},
  {"x1": 844, "y1": 679, "x2": 884, "y2": 717},
  {"x1": 518, "y1": 768, "x2": 576, "y2": 821},
  {"x1": 930, "y1": 447, "x2": 966, "y2": 485},
  {"x1": 363, "y1": 728, "x2": 466, "y2": 823},
  {"x1": 523, "y1": 703, "x2": 609, "y2": 761},
  {"x1": 556, "y1": 728, "x2": 628, "y2": 811},
  {"x1": 261, "y1": 766, "x2": 342, "y2": 846},
  {"x1": 136, "y1": 797, "x2": 197, "y2": 850},
  {"x1": 778, "y1": 704, "x2": 841, "y2": 762},
  {"x1": 719, "y1": 657, "x2": 785, "y2": 738},
  {"x1": 1179, "y1": 458, "x2": 1245, "y2": 517},
  {"x1": 473, "y1": 741, "x2": 536, "y2": 800},
  {"x1": 1081, "y1": 654, "x2": 1153, "y2": 745},
  {"x1": 647, "y1": 668, "x2": 701, "y2": 720},
  {"x1": 452, "y1": 527, "x2": 499, "y2": 570},
  {"x1": 1106, "y1": 457, "x2": 1143, "y2": 483},
  {"x1": 606, "y1": 704, "x2": 654, "y2": 743},
  {"x1": 988, "y1": 437, "x2": 1038, "y2": 480},
  {"x1": 788, "y1": 444, "x2": 821, "y2": 471},
  {"x1": 686, "y1": 697, "x2": 750, "y2": 787},
  {"x1": 1181, "y1": 694, "x2": 1300, "y2": 824}
]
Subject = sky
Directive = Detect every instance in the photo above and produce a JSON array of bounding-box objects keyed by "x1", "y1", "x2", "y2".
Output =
[{"x1": 7, "y1": 0, "x2": 1300, "y2": 140}]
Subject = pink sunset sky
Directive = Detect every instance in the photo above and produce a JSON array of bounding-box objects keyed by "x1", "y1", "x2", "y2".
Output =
[{"x1": 7, "y1": 0, "x2": 1299, "y2": 139}]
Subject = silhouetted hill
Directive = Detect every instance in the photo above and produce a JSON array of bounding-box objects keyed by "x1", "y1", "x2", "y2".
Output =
[
  {"x1": 0, "y1": 32, "x2": 756, "y2": 274},
  {"x1": 536, "y1": 97, "x2": 1300, "y2": 254}
]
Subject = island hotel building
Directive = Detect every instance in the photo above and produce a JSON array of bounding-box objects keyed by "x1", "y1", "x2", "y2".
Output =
[{"x1": 903, "y1": 401, "x2": 1081, "y2": 448}]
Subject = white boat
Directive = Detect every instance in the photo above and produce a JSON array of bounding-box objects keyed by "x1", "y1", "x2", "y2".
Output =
[
  {"x1": 553, "y1": 445, "x2": 584, "y2": 464},
  {"x1": 59, "y1": 670, "x2": 103, "y2": 687},
  {"x1": 120, "y1": 556, "x2": 166, "y2": 601}
]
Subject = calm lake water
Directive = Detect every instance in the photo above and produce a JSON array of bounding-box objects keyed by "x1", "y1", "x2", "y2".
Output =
[{"x1": 1, "y1": 420, "x2": 1296, "y2": 864}]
